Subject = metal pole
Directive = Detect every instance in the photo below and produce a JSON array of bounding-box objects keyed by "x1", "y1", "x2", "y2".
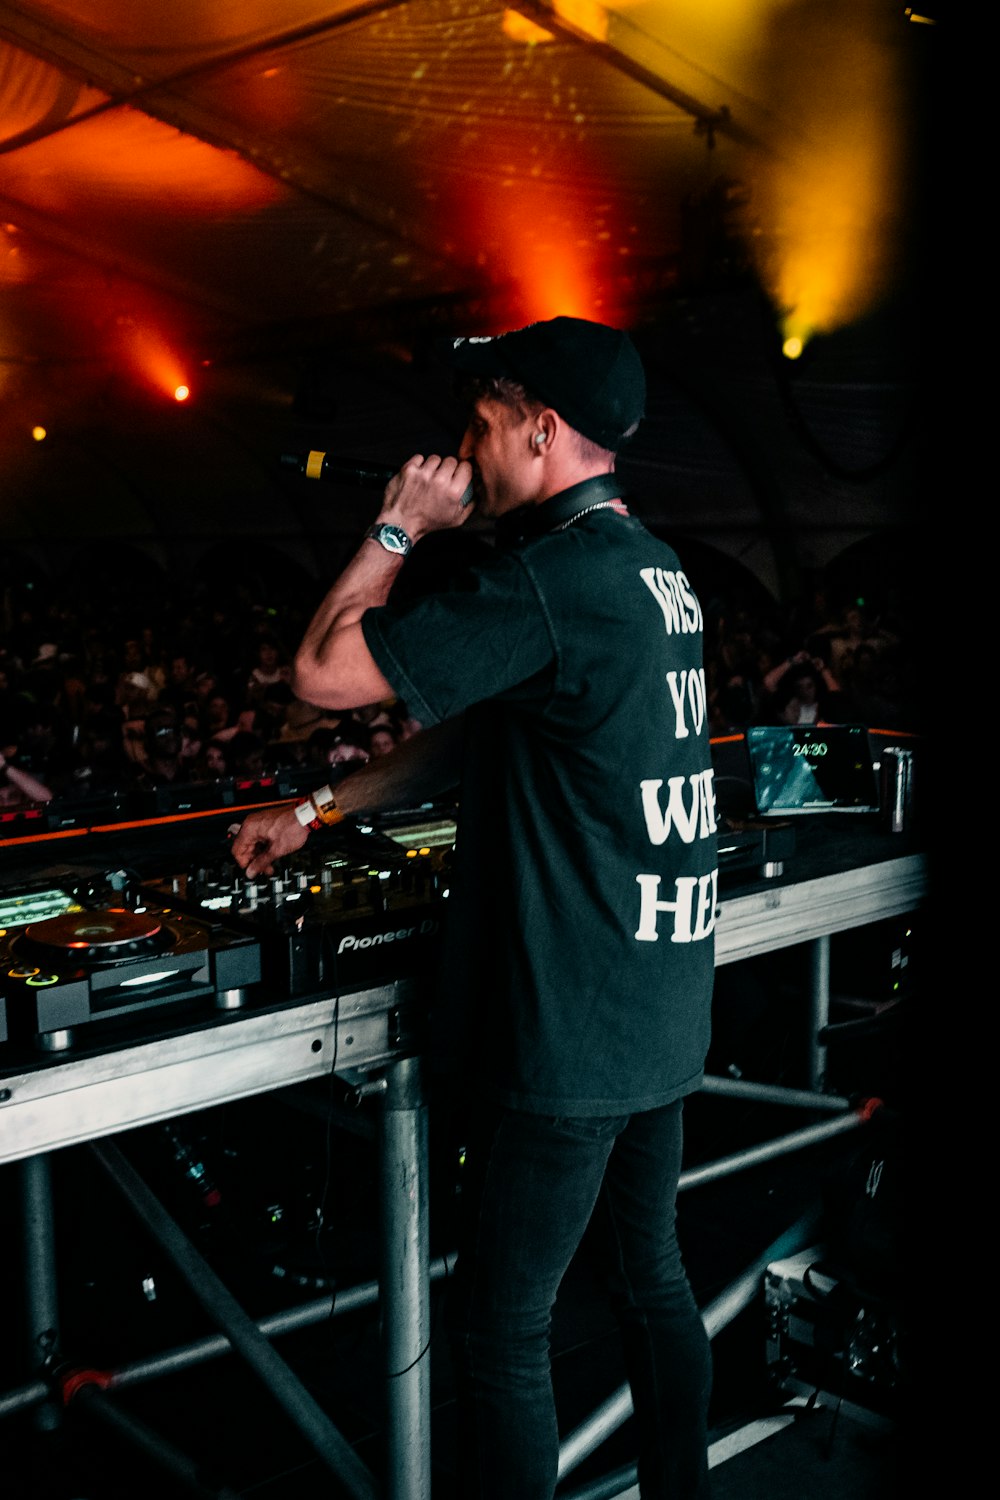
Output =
[
  {"x1": 700, "y1": 1075, "x2": 850, "y2": 1110},
  {"x1": 0, "y1": 1376, "x2": 48, "y2": 1421},
  {"x1": 379, "y1": 1056, "x2": 431, "y2": 1500},
  {"x1": 18, "y1": 1153, "x2": 61, "y2": 1432},
  {"x1": 809, "y1": 934, "x2": 831, "y2": 1092},
  {"x1": 118, "y1": 1256, "x2": 457, "y2": 1391},
  {"x1": 558, "y1": 1462, "x2": 638, "y2": 1500},
  {"x1": 90, "y1": 1139, "x2": 380, "y2": 1500},
  {"x1": 70, "y1": 1383, "x2": 241, "y2": 1499},
  {"x1": 677, "y1": 1107, "x2": 864, "y2": 1191},
  {"x1": 0, "y1": 1256, "x2": 459, "y2": 1419}
]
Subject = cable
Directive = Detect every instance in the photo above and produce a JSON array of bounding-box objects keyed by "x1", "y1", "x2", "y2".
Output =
[
  {"x1": 822, "y1": 1393, "x2": 845, "y2": 1460},
  {"x1": 387, "y1": 1258, "x2": 450, "y2": 1381}
]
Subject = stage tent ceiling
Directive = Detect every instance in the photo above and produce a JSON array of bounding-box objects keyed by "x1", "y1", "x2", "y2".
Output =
[{"x1": 0, "y1": 1, "x2": 936, "y2": 607}]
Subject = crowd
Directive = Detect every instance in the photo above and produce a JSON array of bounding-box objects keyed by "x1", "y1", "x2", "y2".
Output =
[
  {"x1": 0, "y1": 566, "x2": 916, "y2": 811},
  {"x1": 0, "y1": 584, "x2": 422, "y2": 810},
  {"x1": 703, "y1": 587, "x2": 917, "y2": 738}
]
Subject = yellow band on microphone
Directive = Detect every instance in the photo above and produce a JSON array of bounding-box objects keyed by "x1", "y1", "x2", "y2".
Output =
[{"x1": 306, "y1": 450, "x2": 326, "y2": 481}]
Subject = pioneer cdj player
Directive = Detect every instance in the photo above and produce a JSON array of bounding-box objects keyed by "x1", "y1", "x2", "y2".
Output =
[{"x1": 0, "y1": 877, "x2": 261, "y2": 1054}]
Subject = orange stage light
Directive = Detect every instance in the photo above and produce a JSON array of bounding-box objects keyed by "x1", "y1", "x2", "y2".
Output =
[
  {"x1": 110, "y1": 319, "x2": 192, "y2": 402},
  {"x1": 436, "y1": 123, "x2": 628, "y2": 329}
]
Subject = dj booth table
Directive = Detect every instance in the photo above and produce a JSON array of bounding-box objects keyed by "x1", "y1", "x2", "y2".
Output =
[{"x1": 0, "y1": 815, "x2": 928, "y2": 1500}]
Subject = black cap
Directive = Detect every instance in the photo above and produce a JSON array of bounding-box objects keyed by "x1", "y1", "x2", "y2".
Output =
[{"x1": 450, "y1": 315, "x2": 646, "y2": 450}]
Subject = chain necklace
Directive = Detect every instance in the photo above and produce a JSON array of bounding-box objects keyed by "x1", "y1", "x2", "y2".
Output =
[{"x1": 552, "y1": 499, "x2": 629, "y2": 532}]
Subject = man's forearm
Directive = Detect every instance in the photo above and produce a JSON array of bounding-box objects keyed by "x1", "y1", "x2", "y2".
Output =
[
  {"x1": 0, "y1": 753, "x2": 53, "y2": 803},
  {"x1": 324, "y1": 715, "x2": 465, "y2": 819}
]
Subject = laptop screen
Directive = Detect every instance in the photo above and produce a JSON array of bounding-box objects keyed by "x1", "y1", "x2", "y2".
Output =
[{"x1": 745, "y1": 725, "x2": 880, "y2": 816}]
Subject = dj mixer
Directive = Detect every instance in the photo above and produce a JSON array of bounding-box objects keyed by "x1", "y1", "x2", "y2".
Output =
[{"x1": 143, "y1": 810, "x2": 456, "y2": 998}]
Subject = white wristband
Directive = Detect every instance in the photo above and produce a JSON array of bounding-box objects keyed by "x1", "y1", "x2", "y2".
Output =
[{"x1": 294, "y1": 797, "x2": 318, "y2": 828}]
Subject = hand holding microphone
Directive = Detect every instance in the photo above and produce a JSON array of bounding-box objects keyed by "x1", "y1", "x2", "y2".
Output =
[
  {"x1": 377, "y1": 452, "x2": 476, "y2": 545},
  {"x1": 280, "y1": 448, "x2": 475, "y2": 508}
]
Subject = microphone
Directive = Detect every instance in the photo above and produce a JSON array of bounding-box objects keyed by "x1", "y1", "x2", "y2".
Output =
[
  {"x1": 279, "y1": 449, "x2": 475, "y2": 506},
  {"x1": 279, "y1": 450, "x2": 395, "y2": 488}
]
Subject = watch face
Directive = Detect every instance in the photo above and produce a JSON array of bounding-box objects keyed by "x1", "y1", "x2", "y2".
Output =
[{"x1": 372, "y1": 524, "x2": 410, "y2": 555}]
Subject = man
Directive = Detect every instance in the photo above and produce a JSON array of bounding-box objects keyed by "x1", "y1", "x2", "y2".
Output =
[
  {"x1": 131, "y1": 706, "x2": 185, "y2": 785},
  {"x1": 231, "y1": 315, "x2": 718, "y2": 1499}
]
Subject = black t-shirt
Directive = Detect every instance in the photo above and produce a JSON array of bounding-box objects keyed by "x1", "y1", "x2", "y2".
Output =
[{"x1": 361, "y1": 498, "x2": 718, "y2": 1115}]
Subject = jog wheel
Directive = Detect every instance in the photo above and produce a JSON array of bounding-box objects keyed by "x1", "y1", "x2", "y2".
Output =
[{"x1": 15, "y1": 908, "x2": 177, "y2": 967}]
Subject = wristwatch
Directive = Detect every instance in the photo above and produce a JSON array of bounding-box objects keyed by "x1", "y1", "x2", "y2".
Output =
[{"x1": 365, "y1": 522, "x2": 412, "y2": 557}]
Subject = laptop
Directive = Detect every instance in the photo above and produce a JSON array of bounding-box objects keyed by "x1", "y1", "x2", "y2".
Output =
[{"x1": 745, "y1": 724, "x2": 880, "y2": 817}]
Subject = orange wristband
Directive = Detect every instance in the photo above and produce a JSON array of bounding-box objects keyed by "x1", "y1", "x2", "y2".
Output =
[{"x1": 309, "y1": 786, "x2": 345, "y2": 827}]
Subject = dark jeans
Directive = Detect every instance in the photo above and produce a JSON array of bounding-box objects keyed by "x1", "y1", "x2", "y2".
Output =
[{"x1": 444, "y1": 1099, "x2": 713, "y2": 1500}]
